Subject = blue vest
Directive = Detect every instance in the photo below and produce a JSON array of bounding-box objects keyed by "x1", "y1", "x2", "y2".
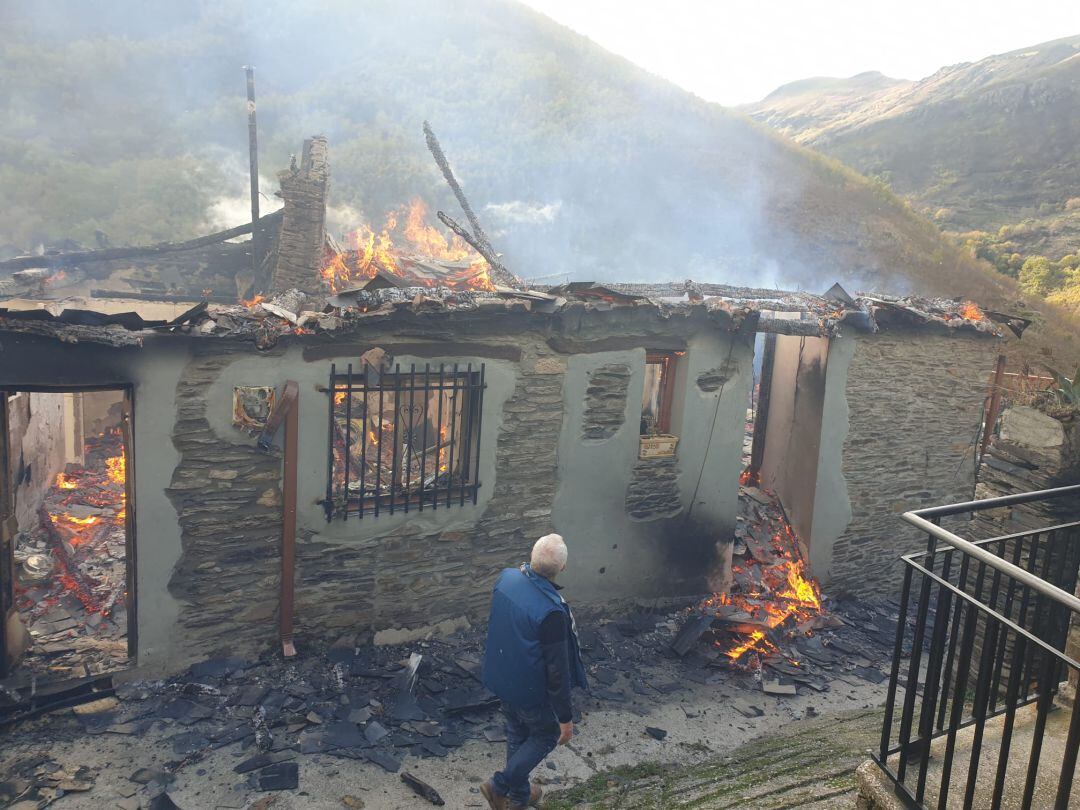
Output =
[{"x1": 482, "y1": 565, "x2": 589, "y2": 709}]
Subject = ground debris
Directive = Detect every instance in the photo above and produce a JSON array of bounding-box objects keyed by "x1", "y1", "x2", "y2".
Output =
[{"x1": 401, "y1": 771, "x2": 445, "y2": 805}]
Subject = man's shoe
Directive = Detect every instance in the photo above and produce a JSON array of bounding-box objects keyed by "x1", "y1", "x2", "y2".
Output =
[
  {"x1": 529, "y1": 782, "x2": 543, "y2": 807},
  {"x1": 480, "y1": 781, "x2": 508, "y2": 810}
]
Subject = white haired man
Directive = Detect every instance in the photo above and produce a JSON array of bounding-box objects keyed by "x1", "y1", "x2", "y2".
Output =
[{"x1": 480, "y1": 534, "x2": 588, "y2": 810}]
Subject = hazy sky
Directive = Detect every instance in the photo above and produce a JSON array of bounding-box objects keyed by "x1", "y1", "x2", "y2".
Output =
[{"x1": 520, "y1": 0, "x2": 1080, "y2": 106}]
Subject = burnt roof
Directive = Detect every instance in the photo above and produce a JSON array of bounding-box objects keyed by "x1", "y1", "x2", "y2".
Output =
[{"x1": 0, "y1": 279, "x2": 1018, "y2": 352}]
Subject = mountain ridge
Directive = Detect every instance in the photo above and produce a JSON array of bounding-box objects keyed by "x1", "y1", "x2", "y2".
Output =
[{"x1": 1, "y1": 1, "x2": 1076, "y2": 360}]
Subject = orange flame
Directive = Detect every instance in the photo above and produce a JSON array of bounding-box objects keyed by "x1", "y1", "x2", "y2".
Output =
[
  {"x1": 321, "y1": 199, "x2": 494, "y2": 294},
  {"x1": 106, "y1": 455, "x2": 125, "y2": 486},
  {"x1": 705, "y1": 520, "x2": 823, "y2": 665},
  {"x1": 55, "y1": 473, "x2": 78, "y2": 490},
  {"x1": 62, "y1": 514, "x2": 99, "y2": 526},
  {"x1": 959, "y1": 302, "x2": 985, "y2": 321},
  {"x1": 242, "y1": 294, "x2": 265, "y2": 308}
]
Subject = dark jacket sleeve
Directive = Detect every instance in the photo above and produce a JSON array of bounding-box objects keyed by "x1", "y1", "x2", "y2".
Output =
[{"x1": 539, "y1": 611, "x2": 573, "y2": 723}]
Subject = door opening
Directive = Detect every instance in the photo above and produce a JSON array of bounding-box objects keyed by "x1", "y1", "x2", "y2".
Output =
[{"x1": 0, "y1": 387, "x2": 135, "y2": 685}]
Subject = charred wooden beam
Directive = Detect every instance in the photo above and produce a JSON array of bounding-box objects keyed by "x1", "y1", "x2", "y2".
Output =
[
  {"x1": 747, "y1": 332, "x2": 776, "y2": 482},
  {"x1": 0, "y1": 317, "x2": 143, "y2": 348},
  {"x1": 422, "y1": 121, "x2": 520, "y2": 289},
  {"x1": 0, "y1": 211, "x2": 283, "y2": 272},
  {"x1": 547, "y1": 335, "x2": 688, "y2": 355},
  {"x1": 756, "y1": 317, "x2": 829, "y2": 336},
  {"x1": 90, "y1": 290, "x2": 236, "y2": 304},
  {"x1": 302, "y1": 342, "x2": 522, "y2": 363}
]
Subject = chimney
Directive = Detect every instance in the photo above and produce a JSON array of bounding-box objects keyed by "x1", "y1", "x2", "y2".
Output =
[{"x1": 270, "y1": 136, "x2": 330, "y2": 295}]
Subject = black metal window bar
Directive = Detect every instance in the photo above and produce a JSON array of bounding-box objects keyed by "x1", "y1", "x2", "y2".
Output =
[
  {"x1": 322, "y1": 362, "x2": 485, "y2": 520},
  {"x1": 874, "y1": 484, "x2": 1080, "y2": 810}
]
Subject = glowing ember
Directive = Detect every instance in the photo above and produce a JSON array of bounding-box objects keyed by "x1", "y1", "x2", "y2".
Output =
[
  {"x1": 321, "y1": 198, "x2": 494, "y2": 293},
  {"x1": 739, "y1": 468, "x2": 759, "y2": 487}
]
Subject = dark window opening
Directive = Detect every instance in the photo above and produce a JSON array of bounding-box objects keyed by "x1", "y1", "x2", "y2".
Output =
[
  {"x1": 324, "y1": 363, "x2": 486, "y2": 520},
  {"x1": 641, "y1": 352, "x2": 680, "y2": 436}
]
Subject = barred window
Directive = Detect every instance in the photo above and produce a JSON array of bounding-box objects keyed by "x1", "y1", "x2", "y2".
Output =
[{"x1": 323, "y1": 362, "x2": 485, "y2": 520}]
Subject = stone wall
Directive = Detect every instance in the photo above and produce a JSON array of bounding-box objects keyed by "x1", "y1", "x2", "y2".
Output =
[
  {"x1": 270, "y1": 136, "x2": 329, "y2": 296},
  {"x1": 827, "y1": 331, "x2": 998, "y2": 596},
  {"x1": 7, "y1": 392, "x2": 68, "y2": 533},
  {"x1": 293, "y1": 347, "x2": 565, "y2": 639},
  {"x1": 165, "y1": 344, "x2": 285, "y2": 658},
  {"x1": 625, "y1": 457, "x2": 681, "y2": 519},
  {"x1": 971, "y1": 405, "x2": 1080, "y2": 689},
  {"x1": 582, "y1": 363, "x2": 630, "y2": 440}
]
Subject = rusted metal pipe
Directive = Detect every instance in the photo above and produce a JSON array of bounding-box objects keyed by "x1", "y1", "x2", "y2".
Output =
[{"x1": 257, "y1": 380, "x2": 300, "y2": 657}]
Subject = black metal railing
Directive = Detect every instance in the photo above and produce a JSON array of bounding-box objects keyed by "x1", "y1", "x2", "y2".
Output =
[
  {"x1": 322, "y1": 362, "x2": 485, "y2": 520},
  {"x1": 874, "y1": 484, "x2": 1080, "y2": 809}
]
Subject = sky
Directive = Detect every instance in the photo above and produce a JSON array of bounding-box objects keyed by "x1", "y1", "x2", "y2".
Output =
[{"x1": 520, "y1": 0, "x2": 1080, "y2": 106}]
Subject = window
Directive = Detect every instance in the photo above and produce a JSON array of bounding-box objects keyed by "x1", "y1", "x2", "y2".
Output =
[
  {"x1": 641, "y1": 352, "x2": 680, "y2": 436},
  {"x1": 324, "y1": 362, "x2": 485, "y2": 519}
]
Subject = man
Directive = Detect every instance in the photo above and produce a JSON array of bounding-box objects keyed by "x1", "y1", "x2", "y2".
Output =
[{"x1": 480, "y1": 534, "x2": 589, "y2": 810}]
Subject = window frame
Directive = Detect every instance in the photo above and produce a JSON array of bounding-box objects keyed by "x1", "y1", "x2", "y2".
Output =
[
  {"x1": 323, "y1": 362, "x2": 486, "y2": 520},
  {"x1": 643, "y1": 351, "x2": 680, "y2": 436}
]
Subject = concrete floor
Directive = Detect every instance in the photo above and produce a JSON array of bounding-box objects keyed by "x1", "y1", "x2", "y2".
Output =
[
  {"x1": 5, "y1": 667, "x2": 887, "y2": 809},
  {"x1": 859, "y1": 701, "x2": 1078, "y2": 809}
]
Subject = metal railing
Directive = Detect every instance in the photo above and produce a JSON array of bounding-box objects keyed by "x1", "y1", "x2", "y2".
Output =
[
  {"x1": 322, "y1": 362, "x2": 485, "y2": 520},
  {"x1": 874, "y1": 484, "x2": 1080, "y2": 810}
]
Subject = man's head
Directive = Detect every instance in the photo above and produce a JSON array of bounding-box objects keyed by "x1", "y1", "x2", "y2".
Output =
[{"x1": 531, "y1": 533, "x2": 568, "y2": 580}]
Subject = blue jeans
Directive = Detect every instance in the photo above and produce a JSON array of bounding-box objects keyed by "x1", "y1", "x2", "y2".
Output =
[{"x1": 492, "y1": 702, "x2": 560, "y2": 805}]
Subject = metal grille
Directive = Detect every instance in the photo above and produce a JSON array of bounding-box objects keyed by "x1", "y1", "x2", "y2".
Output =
[{"x1": 323, "y1": 362, "x2": 485, "y2": 520}]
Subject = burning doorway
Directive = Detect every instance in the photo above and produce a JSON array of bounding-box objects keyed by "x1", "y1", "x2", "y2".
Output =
[
  {"x1": 0, "y1": 387, "x2": 134, "y2": 683},
  {"x1": 705, "y1": 332, "x2": 832, "y2": 665}
]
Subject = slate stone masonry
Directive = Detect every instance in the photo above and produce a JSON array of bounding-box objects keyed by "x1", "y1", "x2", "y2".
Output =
[
  {"x1": 625, "y1": 457, "x2": 682, "y2": 520},
  {"x1": 828, "y1": 331, "x2": 998, "y2": 596},
  {"x1": 582, "y1": 363, "x2": 630, "y2": 440},
  {"x1": 292, "y1": 344, "x2": 568, "y2": 640},
  {"x1": 165, "y1": 344, "x2": 285, "y2": 658}
]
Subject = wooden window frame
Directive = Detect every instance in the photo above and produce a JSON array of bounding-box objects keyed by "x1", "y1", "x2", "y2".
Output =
[{"x1": 644, "y1": 352, "x2": 680, "y2": 435}]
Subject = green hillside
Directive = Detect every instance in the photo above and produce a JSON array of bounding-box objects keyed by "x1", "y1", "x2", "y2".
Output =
[
  {"x1": 744, "y1": 36, "x2": 1080, "y2": 321},
  {"x1": 2, "y1": 1, "x2": 1076, "y2": 359}
]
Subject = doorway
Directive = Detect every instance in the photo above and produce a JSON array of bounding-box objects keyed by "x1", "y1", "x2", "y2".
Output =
[{"x1": 0, "y1": 387, "x2": 135, "y2": 685}]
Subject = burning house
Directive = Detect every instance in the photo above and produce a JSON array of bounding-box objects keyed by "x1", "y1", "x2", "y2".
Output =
[{"x1": 0, "y1": 135, "x2": 1023, "y2": 686}]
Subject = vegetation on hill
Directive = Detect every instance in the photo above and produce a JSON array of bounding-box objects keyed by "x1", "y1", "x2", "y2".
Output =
[
  {"x1": 2, "y1": 1, "x2": 1078, "y2": 360},
  {"x1": 745, "y1": 36, "x2": 1080, "y2": 323}
]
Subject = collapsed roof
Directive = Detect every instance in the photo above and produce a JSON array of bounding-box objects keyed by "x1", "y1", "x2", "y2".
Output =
[{"x1": 0, "y1": 278, "x2": 1018, "y2": 351}]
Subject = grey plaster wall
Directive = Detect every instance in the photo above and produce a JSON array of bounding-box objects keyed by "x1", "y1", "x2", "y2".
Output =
[
  {"x1": 758, "y1": 335, "x2": 830, "y2": 546},
  {"x1": 553, "y1": 331, "x2": 753, "y2": 604},
  {"x1": 807, "y1": 335, "x2": 854, "y2": 582},
  {"x1": 0, "y1": 333, "x2": 190, "y2": 674},
  {"x1": 196, "y1": 343, "x2": 518, "y2": 643}
]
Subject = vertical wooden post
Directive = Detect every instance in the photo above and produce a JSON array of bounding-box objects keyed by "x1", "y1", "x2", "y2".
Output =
[
  {"x1": 280, "y1": 383, "x2": 299, "y2": 657},
  {"x1": 981, "y1": 354, "x2": 1008, "y2": 459}
]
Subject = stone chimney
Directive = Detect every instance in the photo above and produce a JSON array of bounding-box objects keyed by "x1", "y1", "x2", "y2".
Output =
[{"x1": 270, "y1": 136, "x2": 329, "y2": 295}]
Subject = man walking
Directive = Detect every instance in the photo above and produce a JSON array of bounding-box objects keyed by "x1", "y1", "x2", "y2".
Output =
[{"x1": 481, "y1": 534, "x2": 588, "y2": 809}]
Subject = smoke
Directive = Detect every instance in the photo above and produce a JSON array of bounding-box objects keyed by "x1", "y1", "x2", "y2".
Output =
[
  {"x1": 204, "y1": 177, "x2": 284, "y2": 232},
  {"x1": 485, "y1": 200, "x2": 562, "y2": 225},
  {"x1": 0, "y1": 0, "x2": 915, "y2": 295}
]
